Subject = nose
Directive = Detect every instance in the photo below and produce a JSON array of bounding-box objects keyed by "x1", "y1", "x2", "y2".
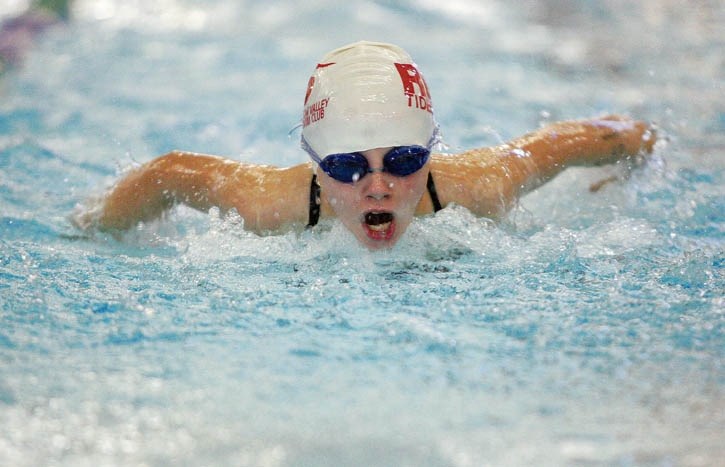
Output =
[{"x1": 363, "y1": 169, "x2": 393, "y2": 201}]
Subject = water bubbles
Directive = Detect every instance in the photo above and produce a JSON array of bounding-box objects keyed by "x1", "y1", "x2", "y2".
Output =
[
  {"x1": 50, "y1": 433, "x2": 68, "y2": 451},
  {"x1": 511, "y1": 148, "x2": 530, "y2": 158}
]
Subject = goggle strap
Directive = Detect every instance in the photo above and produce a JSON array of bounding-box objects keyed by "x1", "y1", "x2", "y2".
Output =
[{"x1": 300, "y1": 134, "x2": 323, "y2": 164}]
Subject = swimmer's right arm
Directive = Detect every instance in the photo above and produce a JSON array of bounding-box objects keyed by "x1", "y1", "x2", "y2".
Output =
[{"x1": 73, "y1": 151, "x2": 313, "y2": 233}]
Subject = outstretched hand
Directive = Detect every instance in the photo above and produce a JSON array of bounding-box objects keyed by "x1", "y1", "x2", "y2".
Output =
[
  {"x1": 582, "y1": 115, "x2": 657, "y2": 167},
  {"x1": 584, "y1": 116, "x2": 658, "y2": 192}
]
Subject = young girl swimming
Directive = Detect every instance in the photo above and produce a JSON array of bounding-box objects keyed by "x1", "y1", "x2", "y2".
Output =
[{"x1": 73, "y1": 41, "x2": 656, "y2": 250}]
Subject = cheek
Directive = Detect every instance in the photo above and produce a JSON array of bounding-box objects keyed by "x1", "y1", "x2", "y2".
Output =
[
  {"x1": 396, "y1": 173, "x2": 428, "y2": 203},
  {"x1": 319, "y1": 178, "x2": 358, "y2": 214}
]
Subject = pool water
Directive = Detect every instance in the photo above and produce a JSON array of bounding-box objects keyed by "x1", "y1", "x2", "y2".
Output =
[{"x1": 1, "y1": 0, "x2": 723, "y2": 465}]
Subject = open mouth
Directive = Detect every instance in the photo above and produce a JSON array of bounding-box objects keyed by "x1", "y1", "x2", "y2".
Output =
[{"x1": 363, "y1": 211, "x2": 395, "y2": 240}]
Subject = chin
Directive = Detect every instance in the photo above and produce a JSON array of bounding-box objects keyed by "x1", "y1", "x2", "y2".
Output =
[
  {"x1": 361, "y1": 237, "x2": 399, "y2": 250},
  {"x1": 354, "y1": 216, "x2": 410, "y2": 250}
]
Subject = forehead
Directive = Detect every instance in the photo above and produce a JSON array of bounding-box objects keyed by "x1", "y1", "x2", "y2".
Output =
[{"x1": 358, "y1": 147, "x2": 394, "y2": 157}]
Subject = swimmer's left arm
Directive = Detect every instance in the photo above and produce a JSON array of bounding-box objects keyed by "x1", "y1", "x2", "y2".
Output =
[
  {"x1": 506, "y1": 115, "x2": 656, "y2": 187},
  {"x1": 428, "y1": 115, "x2": 656, "y2": 218}
]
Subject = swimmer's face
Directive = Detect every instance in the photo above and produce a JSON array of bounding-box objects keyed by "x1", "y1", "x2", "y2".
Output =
[{"x1": 317, "y1": 147, "x2": 429, "y2": 250}]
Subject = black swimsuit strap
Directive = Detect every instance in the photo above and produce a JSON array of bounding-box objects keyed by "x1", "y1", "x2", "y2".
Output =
[
  {"x1": 307, "y1": 174, "x2": 321, "y2": 228},
  {"x1": 427, "y1": 171, "x2": 443, "y2": 213}
]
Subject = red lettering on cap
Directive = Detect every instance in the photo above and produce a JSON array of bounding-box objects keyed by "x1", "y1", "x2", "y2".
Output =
[
  {"x1": 394, "y1": 63, "x2": 433, "y2": 114},
  {"x1": 303, "y1": 98, "x2": 330, "y2": 127}
]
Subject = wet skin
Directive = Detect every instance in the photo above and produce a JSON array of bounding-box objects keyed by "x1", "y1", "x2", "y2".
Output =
[{"x1": 316, "y1": 147, "x2": 429, "y2": 250}]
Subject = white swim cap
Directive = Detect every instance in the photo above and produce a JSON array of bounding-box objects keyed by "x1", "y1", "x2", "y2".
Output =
[{"x1": 301, "y1": 41, "x2": 438, "y2": 159}]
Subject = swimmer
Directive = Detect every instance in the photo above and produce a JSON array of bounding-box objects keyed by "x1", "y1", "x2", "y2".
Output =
[{"x1": 72, "y1": 41, "x2": 656, "y2": 250}]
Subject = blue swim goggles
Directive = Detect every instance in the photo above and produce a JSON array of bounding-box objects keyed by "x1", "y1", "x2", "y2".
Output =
[{"x1": 302, "y1": 138, "x2": 431, "y2": 183}]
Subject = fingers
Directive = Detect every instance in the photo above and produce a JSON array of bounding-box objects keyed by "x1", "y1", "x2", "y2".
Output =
[
  {"x1": 589, "y1": 175, "x2": 619, "y2": 193},
  {"x1": 597, "y1": 116, "x2": 657, "y2": 154}
]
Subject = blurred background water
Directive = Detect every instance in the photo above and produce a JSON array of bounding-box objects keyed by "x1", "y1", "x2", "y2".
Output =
[{"x1": 0, "y1": 0, "x2": 723, "y2": 465}]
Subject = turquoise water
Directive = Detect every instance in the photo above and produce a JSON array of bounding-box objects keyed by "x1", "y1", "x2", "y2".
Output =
[{"x1": 1, "y1": 1, "x2": 723, "y2": 465}]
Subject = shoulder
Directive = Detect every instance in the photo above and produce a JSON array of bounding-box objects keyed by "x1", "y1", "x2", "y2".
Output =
[{"x1": 427, "y1": 149, "x2": 516, "y2": 218}]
